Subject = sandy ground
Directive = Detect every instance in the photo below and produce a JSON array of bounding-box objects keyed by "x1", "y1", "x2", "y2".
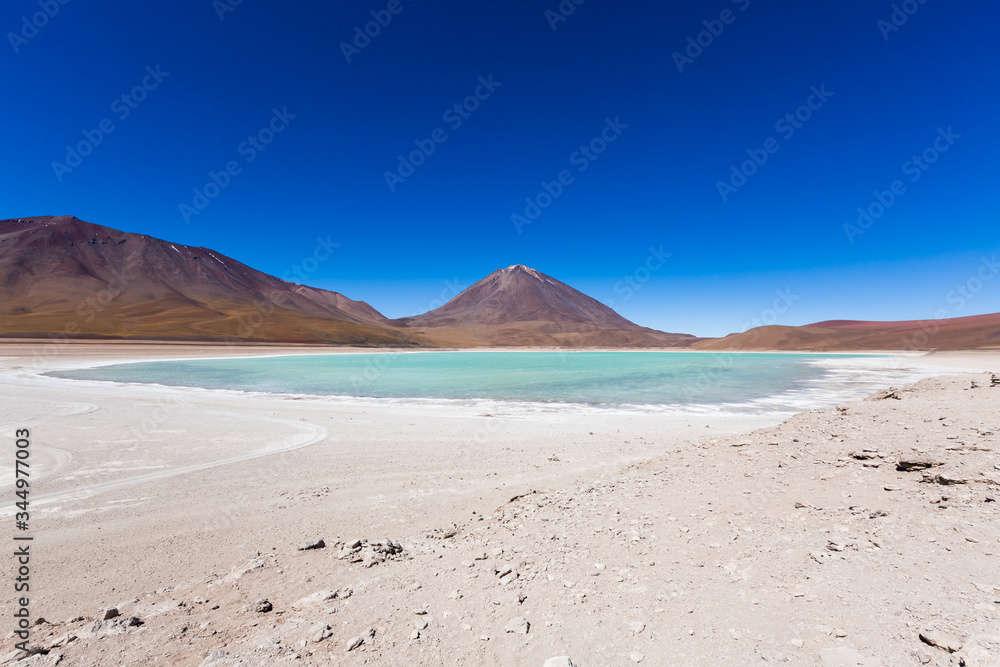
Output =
[{"x1": 0, "y1": 342, "x2": 998, "y2": 666}]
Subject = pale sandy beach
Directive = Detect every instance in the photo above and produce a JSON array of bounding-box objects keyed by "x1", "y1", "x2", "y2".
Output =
[{"x1": 1, "y1": 343, "x2": 999, "y2": 666}]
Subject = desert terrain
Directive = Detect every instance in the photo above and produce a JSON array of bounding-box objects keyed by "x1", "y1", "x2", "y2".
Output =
[{"x1": 0, "y1": 343, "x2": 997, "y2": 666}]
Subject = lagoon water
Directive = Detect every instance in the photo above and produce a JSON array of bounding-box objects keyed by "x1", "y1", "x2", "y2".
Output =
[{"x1": 52, "y1": 351, "x2": 921, "y2": 412}]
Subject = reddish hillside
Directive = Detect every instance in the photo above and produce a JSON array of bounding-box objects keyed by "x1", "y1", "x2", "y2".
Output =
[
  {"x1": 806, "y1": 313, "x2": 1000, "y2": 331},
  {"x1": 695, "y1": 313, "x2": 1000, "y2": 351},
  {"x1": 0, "y1": 216, "x2": 414, "y2": 345}
]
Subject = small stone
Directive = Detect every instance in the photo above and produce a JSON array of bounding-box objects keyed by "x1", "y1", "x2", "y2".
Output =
[
  {"x1": 919, "y1": 630, "x2": 964, "y2": 653},
  {"x1": 413, "y1": 609, "x2": 427, "y2": 615},
  {"x1": 480, "y1": 635, "x2": 490, "y2": 641},
  {"x1": 414, "y1": 620, "x2": 428, "y2": 630},
  {"x1": 789, "y1": 638, "x2": 803, "y2": 648},
  {"x1": 297, "y1": 538, "x2": 326, "y2": 551},
  {"x1": 492, "y1": 590, "x2": 527, "y2": 606},
  {"x1": 346, "y1": 635, "x2": 364, "y2": 651},
  {"x1": 729, "y1": 628, "x2": 742, "y2": 639},
  {"x1": 630, "y1": 652, "x2": 644, "y2": 663},
  {"x1": 311, "y1": 624, "x2": 332, "y2": 643},
  {"x1": 833, "y1": 628, "x2": 848, "y2": 638},
  {"x1": 897, "y1": 459, "x2": 942, "y2": 472},
  {"x1": 252, "y1": 600, "x2": 272, "y2": 613},
  {"x1": 410, "y1": 630, "x2": 420, "y2": 640},
  {"x1": 193, "y1": 597, "x2": 209, "y2": 604},
  {"x1": 102, "y1": 608, "x2": 120, "y2": 621},
  {"x1": 293, "y1": 590, "x2": 338, "y2": 608},
  {"x1": 461, "y1": 623, "x2": 473, "y2": 631},
  {"x1": 504, "y1": 616, "x2": 530, "y2": 635},
  {"x1": 629, "y1": 621, "x2": 645, "y2": 633}
]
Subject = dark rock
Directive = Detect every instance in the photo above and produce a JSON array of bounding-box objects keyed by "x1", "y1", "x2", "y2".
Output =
[
  {"x1": 919, "y1": 630, "x2": 964, "y2": 653},
  {"x1": 896, "y1": 459, "x2": 942, "y2": 472},
  {"x1": 297, "y1": 538, "x2": 326, "y2": 551}
]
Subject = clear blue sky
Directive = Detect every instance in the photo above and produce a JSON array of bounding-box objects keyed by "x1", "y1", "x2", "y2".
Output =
[{"x1": 2, "y1": 0, "x2": 997, "y2": 336}]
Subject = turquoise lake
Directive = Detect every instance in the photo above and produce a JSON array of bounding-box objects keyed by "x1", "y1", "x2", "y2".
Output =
[{"x1": 52, "y1": 351, "x2": 902, "y2": 411}]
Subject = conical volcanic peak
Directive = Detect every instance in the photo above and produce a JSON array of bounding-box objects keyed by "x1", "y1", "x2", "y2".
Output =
[
  {"x1": 406, "y1": 264, "x2": 633, "y2": 328},
  {"x1": 394, "y1": 264, "x2": 698, "y2": 348}
]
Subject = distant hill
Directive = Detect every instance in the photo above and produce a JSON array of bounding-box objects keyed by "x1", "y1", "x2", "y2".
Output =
[
  {"x1": 694, "y1": 313, "x2": 1000, "y2": 351},
  {"x1": 392, "y1": 264, "x2": 700, "y2": 347},
  {"x1": 0, "y1": 216, "x2": 416, "y2": 345}
]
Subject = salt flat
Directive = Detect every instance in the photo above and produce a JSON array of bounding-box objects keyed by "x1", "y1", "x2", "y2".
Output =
[{"x1": 1, "y1": 343, "x2": 997, "y2": 666}]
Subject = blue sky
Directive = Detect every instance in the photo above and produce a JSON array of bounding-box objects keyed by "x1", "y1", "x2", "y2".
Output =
[{"x1": 2, "y1": 0, "x2": 997, "y2": 336}]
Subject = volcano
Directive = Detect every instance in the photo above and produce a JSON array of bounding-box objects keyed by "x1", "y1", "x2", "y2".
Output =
[{"x1": 392, "y1": 264, "x2": 699, "y2": 347}]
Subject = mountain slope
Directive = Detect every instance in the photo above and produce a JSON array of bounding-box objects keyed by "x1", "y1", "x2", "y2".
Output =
[
  {"x1": 694, "y1": 313, "x2": 1000, "y2": 351},
  {"x1": 0, "y1": 216, "x2": 415, "y2": 345},
  {"x1": 393, "y1": 264, "x2": 699, "y2": 347}
]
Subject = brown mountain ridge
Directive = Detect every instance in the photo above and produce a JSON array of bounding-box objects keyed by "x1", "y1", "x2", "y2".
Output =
[
  {"x1": 4, "y1": 215, "x2": 997, "y2": 349},
  {"x1": 0, "y1": 216, "x2": 696, "y2": 347},
  {"x1": 694, "y1": 313, "x2": 1000, "y2": 351},
  {"x1": 0, "y1": 216, "x2": 414, "y2": 345}
]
